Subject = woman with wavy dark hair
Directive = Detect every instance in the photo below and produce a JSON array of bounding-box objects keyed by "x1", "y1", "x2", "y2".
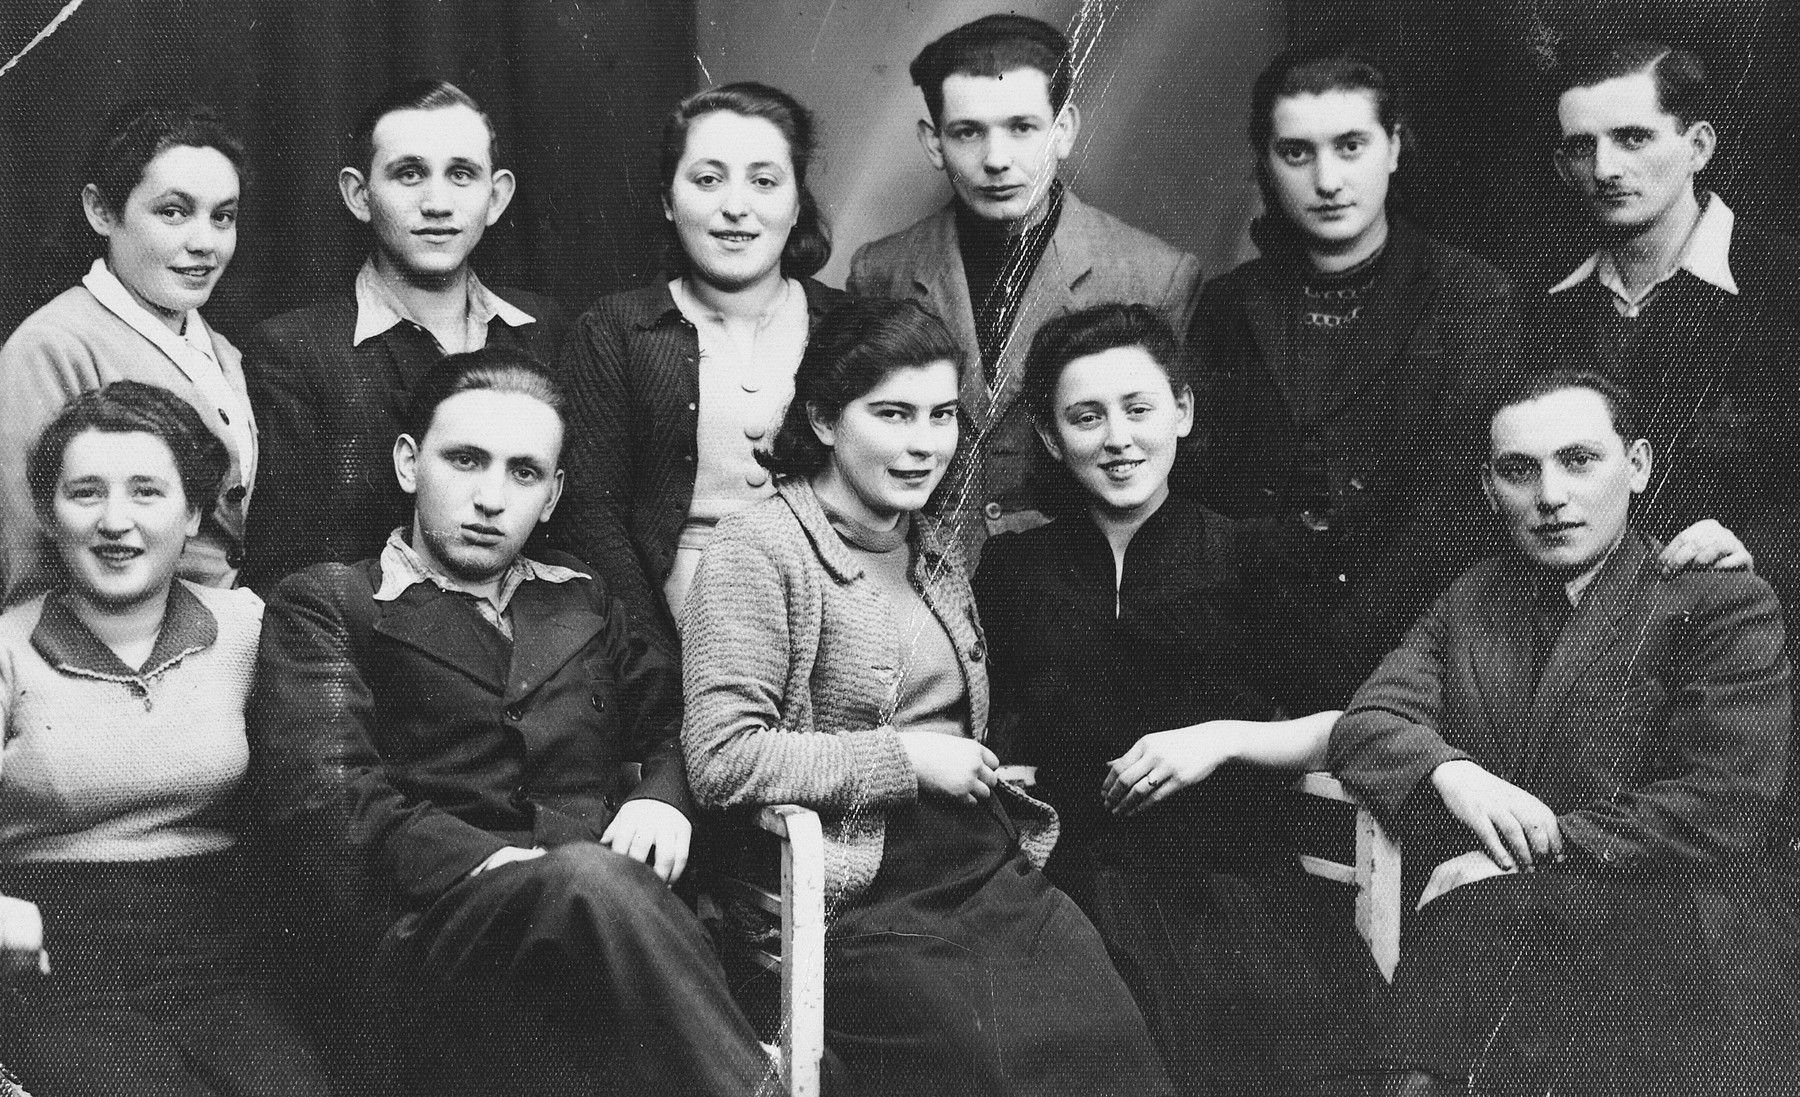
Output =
[
  {"x1": 0, "y1": 101, "x2": 255, "y2": 605},
  {"x1": 0, "y1": 382, "x2": 326, "y2": 1095},
  {"x1": 553, "y1": 81, "x2": 847, "y2": 650},
  {"x1": 681, "y1": 298, "x2": 1171, "y2": 1097}
]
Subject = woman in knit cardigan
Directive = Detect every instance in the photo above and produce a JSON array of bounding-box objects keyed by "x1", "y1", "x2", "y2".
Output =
[
  {"x1": 553, "y1": 82, "x2": 847, "y2": 652},
  {"x1": 0, "y1": 382, "x2": 326, "y2": 1095},
  {"x1": 681, "y1": 298, "x2": 1170, "y2": 1097},
  {"x1": 0, "y1": 102, "x2": 256, "y2": 606}
]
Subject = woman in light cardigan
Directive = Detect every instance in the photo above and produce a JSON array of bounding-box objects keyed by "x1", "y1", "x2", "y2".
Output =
[
  {"x1": 0, "y1": 101, "x2": 255, "y2": 605},
  {"x1": 0, "y1": 382, "x2": 325, "y2": 1095},
  {"x1": 681, "y1": 298, "x2": 1170, "y2": 1097}
]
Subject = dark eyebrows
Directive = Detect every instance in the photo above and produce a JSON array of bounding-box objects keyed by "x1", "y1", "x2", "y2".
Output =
[
  {"x1": 447, "y1": 156, "x2": 486, "y2": 174},
  {"x1": 383, "y1": 154, "x2": 427, "y2": 176},
  {"x1": 506, "y1": 454, "x2": 551, "y2": 475}
]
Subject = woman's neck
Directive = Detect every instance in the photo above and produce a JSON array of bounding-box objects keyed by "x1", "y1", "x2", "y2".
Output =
[
  {"x1": 66, "y1": 586, "x2": 170, "y2": 671},
  {"x1": 680, "y1": 268, "x2": 790, "y2": 327},
  {"x1": 1306, "y1": 210, "x2": 1390, "y2": 275},
  {"x1": 811, "y1": 468, "x2": 903, "y2": 533},
  {"x1": 1089, "y1": 485, "x2": 1170, "y2": 602}
]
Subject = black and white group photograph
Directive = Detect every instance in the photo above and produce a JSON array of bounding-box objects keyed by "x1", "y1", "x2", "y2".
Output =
[{"x1": 0, "y1": 0, "x2": 1798, "y2": 1094}]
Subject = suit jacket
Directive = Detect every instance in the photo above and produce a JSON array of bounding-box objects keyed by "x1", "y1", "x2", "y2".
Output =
[
  {"x1": 848, "y1": 190, "x2": 1201, "y2": 566},
  {"x1": 249, "y1": 552, "x2": 689, "y2": 935},
  {"x1": 1185, "y1": 219, "x2": 1514, "y2": 707},
  {"x1": 1330, "y1": 531, "x2": 1791, "y2": 875},
  {"x1": 239, "y1": 288, "x2": 566, "y2": 593}
]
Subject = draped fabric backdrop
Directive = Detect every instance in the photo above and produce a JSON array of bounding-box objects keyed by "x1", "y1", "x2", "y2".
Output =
[{"x1": 0, "y1": 0, "x2": 693, "y2": 344}]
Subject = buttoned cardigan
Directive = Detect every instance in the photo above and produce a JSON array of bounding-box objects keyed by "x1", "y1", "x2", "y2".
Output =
[
  {"x1": 680, "y1": 478, "x2": 1057, "y2": 906},
  {"x1": 552, "y1": 278, "x2": 847, "y2": 654}
]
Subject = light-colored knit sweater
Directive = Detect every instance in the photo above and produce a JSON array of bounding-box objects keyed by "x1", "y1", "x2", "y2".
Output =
[
  {"x1": 0, "y1": 581, "x2": 263, "y2": 862},
  {"x1": 0, "y1": 286, "x2": 253, "y2": 604},
  {"x1": 682, "y1": 478, "x2": 1056, "y2": 905}
]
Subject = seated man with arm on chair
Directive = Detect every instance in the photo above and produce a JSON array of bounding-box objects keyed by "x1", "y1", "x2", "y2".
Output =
[
  {"x1": 1329, "y1": 368, "x2": 1797, "y2": 1097},
  {"x1": 249, "y1": 347, "x2": 777, "y2": 1096}
]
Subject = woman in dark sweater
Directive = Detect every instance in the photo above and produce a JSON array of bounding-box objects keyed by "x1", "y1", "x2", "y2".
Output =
[
  {"x1": 976, "y1": 304, "x2": 1372, "y2": 1096},
  {"x1": 553, "y1": 82, "x2": 846, "y2": 650}
]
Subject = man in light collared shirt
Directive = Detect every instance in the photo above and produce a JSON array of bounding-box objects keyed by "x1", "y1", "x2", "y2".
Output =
[
  {"x1": 239, "y1": 79, "x2": 565, "y2": 592},
  {"x1": 1531, "y1": 40, "x2": 1800, "y2": 565},
  {"x1": 252, "y1": 347, "x2": 777, "y2": 1095}
]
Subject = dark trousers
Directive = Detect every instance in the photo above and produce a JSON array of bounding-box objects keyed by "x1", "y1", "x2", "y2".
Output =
[
  {"x1": 381, "y1": 842, "x2": 776, "y2": 1097},
  {"x1": 0, "y1": 856, "x2": 330, "y2": 1097}
]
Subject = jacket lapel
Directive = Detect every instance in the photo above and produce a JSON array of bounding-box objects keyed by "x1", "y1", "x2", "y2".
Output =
[
  {"x1": 1527, "y1": 534, "x2": 1653, "y2": 734},
  {"x1": 989, "y1": 195, "x2": 1091, "y2": 421},
  {"x1": 1463, "y1": 563, "x2": 1544, "y2": 774},
  {"x1": 375, "y1": 585, "x2": 509, "y2": 693},
  {"x1": 910, "y1": 209, "x2": 988, "y2": 421},
  {"x1": 504, "y1": 581, "x2": 606, "y2": 704}
]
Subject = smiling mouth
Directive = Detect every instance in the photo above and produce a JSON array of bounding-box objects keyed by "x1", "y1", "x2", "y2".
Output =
[
  {"x1": 91, "y1": 545, "x2": 144, "y2": 564},
  {"x1": 414, "y1": 228, "x2": 461, "y2": 239},
  {"x1": 1099, "y1": 459, "x2": 1143, "y2": 478},
  {"x1": 1532, "y1": 521, "x2": 1582, "y2": 538},
  {"x1": 712, "y1": 230, "x2": 759, "y2": 243},
  {"x1": 889, "y1": 469, "x2": 933, "y2": 485},
  {"x1": 171, "y1": 265, "x2": 215, "y2": 278}
]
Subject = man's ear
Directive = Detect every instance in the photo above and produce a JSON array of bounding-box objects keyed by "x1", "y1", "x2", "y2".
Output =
[
  {"x1": 1480, "y1": 463, "x2": 1500, "y2": 513},
  {"x1": 807, "y1": 402, "x2": 837, "y2": 448},
  {"x1": 538, "y1": 468, "x2": 565, "y2": 524},
  {"x1": 1684, "y1": 119, "x2": 1717, "y2": 175},
  {"x1": 81, "y1": 184, "x2": 117, "y2": 238},
  {"x1": 1626, "y1": 437, "x2": 1653, "y2": 494},
  {"x1": 339, "y1": 167, "x2": 374, "y2": 224},
  {"x1": 1049, "y1": 102, "x2": 1080, "y2": 163},
  {"x1": 393, "y1": 433, "x2": 421, "y2": 495},
  {"x1": 484, "y1": 168, "x2": 517, "y2": 227},
  {"x1": 917, "y1": 119, "x2": 947, "y2": 172}
]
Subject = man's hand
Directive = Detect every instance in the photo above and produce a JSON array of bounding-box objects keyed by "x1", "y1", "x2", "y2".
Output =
[
  {"x1": 901, "y1": 732, "x2": 1000, "y2": 804},
  {"x1": 1418, "y1": 849, "x2": 1515, "y2": 910},
  {"x1": 1430, "y1": 759, "x2": 1564, "y2": 870},
  {"x1": 1102, "y1": 725, "x2": 1239, "y2": 817},
  {"x1": 601, "y1": 799, "x2": 692, "y2": 883},
  {"x1": 0, "y1": 894, "x2": 49, "y2": 978},
  {"x1": 1660, "y1": 518, "x2": 1753, "y2": 575},
  {"x1": 470, "y1": 845, "x2": 548, "y2": 878}
]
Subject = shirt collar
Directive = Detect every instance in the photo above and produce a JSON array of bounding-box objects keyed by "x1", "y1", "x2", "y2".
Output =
[
  {"x1": 82, "y1": 259, "x2": 217, "y2": 364},
  {"x1": 373, "y1": 527, "x2": 584, "y2": 612},
  {"x1": 1548, "y1": 191, "x2": 1738, "y2": 300},
  {"x1": 31, "y1": 580, "x2": 217, "y2": 684},
  {"x1": 351, "y1": 258, "x2": 537, "y2": 346}
]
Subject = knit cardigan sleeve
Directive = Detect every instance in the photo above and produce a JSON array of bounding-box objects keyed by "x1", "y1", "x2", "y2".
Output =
[{"x1": 680, "y1": 515, "x2": 918, "y2": 815}]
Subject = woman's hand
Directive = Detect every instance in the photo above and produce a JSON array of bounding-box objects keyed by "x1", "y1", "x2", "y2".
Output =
[
  {"x1": 1417, "y1": 849, "x2": 1515, "y2": 910},
  {"x1": 900, "y1": 732, "x2": 999, "y2": 804},
  {"x1": 0, "y1": 894, "x2": 49, "y2": 978},
  {"x1": 1103, "y1": 724, "x2": 1243, "y2": 817},
  {"x1": 602, "y1": 799, "x2": 694, "y2": 884},
  {"x1": 1431, "y1": 759, "x2": 1564, "y2": 871},
  {"x1": 1659, "y1": 519, "x2": 1753, "y2": 574}
]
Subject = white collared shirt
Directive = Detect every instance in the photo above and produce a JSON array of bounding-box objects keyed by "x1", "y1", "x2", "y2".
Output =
[
  {"x1": 82, "y1": 259, "x2": 257, "y2": 497},
  {"x1": 1548, "y1": 193, "x2": 1739, "y2": 318},
  {"x1": 372, "y1": 528, "x2": 584, "y2": 639},
  {"x1": 350, "y1": 259, "x2": 536, "y2": 351}
]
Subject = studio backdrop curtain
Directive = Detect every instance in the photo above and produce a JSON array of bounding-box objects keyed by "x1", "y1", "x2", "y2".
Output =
[{"x1": 0, "y1": 0, "x2": 695, "y2": 343}]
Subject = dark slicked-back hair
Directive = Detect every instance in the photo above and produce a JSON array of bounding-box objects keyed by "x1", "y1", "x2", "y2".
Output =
[
  {"x1": 404, "y1": 346, "x2": 566, "y2": 446},
  {"x1": 910, "y1": 14, "x2": 1072, "y2": 124},
  {"x1": 1022, "y1": 303, "x2": 1187, "y2": 517},
  {"x1": 1489, "y1": 367, "x2": 1642, "y2": 447},
  {"x1": 28, "y1": 381, "x2": 230, "y2": 520},
  {"x1": 80, "y1": 101, "x2": 245, "y2": 258},
  {"x1": 350, "y1": 79, "x2": 498, "y2": 176},
  {"x1": 659, "y1": 82, "x2": 831, "y2": 280},
  {"x1": 760, "y1": 299, "x2": 964, "y2": 478},
  {"x1": 1248, "y1": 42, "x2": 1405, "y2": 152},
  {"x1": 1553, "y1": 41, "x2": 1709, "y2": 130}
]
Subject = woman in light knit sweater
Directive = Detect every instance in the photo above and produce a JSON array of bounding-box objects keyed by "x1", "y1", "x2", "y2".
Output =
[
  {"x1": 682, "y1": 298, "x2": 1170, "y2": 1097},
  {"x1": 0, "y1": 383, "x2": 326, "y2": 1095},
  {"x1": 0, "y1": 101, "x2": 255, "y2": 606}
]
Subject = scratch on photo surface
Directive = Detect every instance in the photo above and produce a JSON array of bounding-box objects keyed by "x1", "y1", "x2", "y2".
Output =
[
  {"x1": 0, "y1": 0, "x2": 86, "y2": 80},
  {"x1": 808, "y1": 0, "x2": 839, "y2": 62},
  {"x1": 696, "y1": 53, "x2": 714, "y2": 86}
]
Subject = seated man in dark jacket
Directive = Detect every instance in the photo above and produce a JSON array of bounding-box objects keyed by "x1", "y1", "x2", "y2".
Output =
[
  {"x1": 1329, "y1": 369, "x2": 1797, "y2": 1097},
  {"x1": 250, "y1": 347, "x2": 773, "y2": 1096}
]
